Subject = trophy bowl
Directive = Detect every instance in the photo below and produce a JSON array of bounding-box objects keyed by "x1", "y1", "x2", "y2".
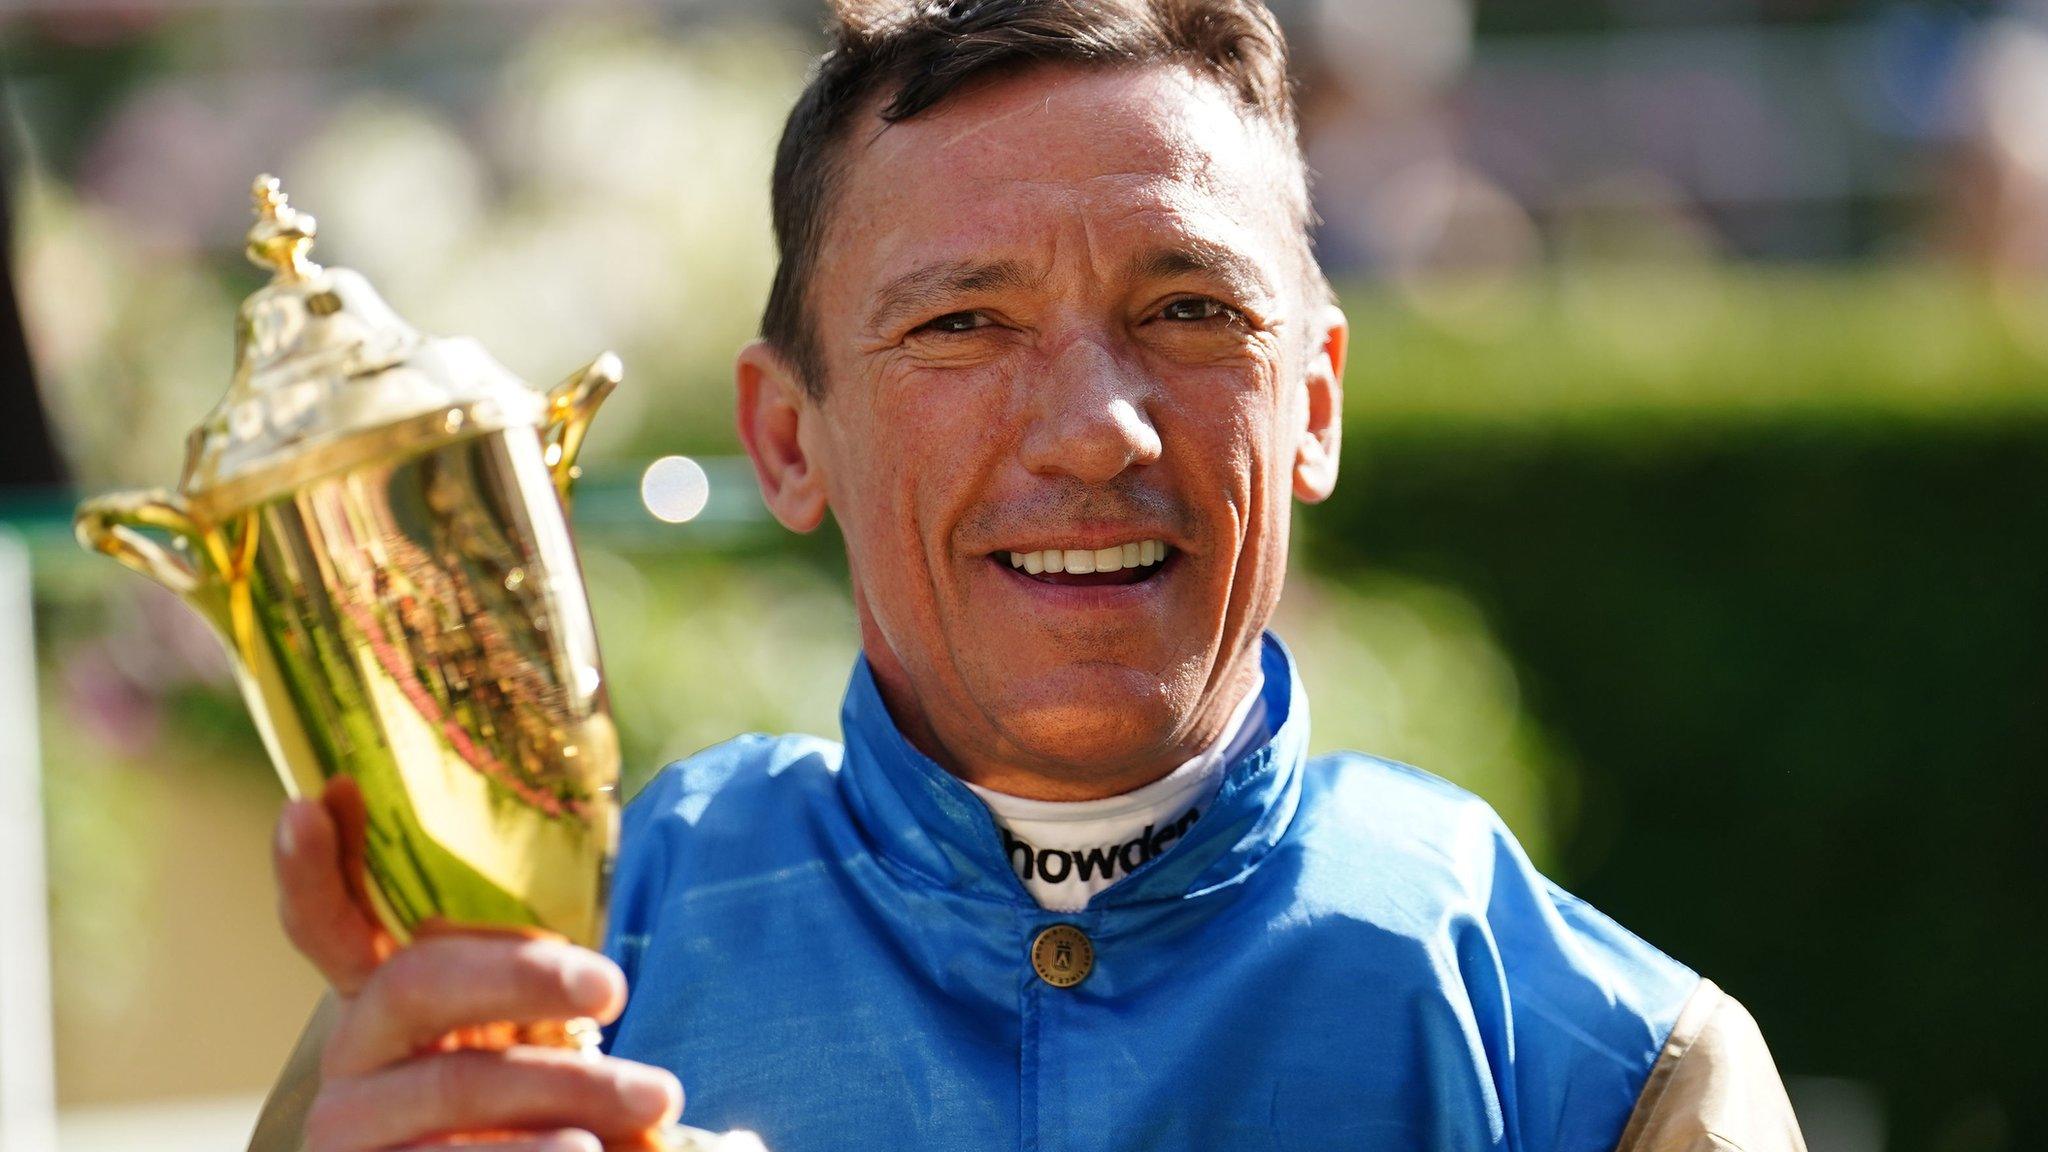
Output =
[
  {"x1": 78, "y1": 178, "x2": 766, "y2": 1152},
  {"x1": 77, "y1": 176, "x2": 622, "y2": 957}
]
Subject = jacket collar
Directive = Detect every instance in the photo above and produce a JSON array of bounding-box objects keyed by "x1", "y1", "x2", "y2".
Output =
[{"x1": 838, "y1": 632, "x2": 1310, "y2": 909}]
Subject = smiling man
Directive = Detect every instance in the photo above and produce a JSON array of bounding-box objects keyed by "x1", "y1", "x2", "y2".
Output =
[{"x1": 255, "y1": 2, "x2": 1806, "y2": 1150}]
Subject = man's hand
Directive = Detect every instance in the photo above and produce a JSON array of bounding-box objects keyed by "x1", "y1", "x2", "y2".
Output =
[{"x1": 273, "y1": 786, "x2": 683, "y2": 1152}]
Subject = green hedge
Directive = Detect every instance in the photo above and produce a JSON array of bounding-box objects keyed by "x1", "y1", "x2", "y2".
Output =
[{"x1": 1305, "y1": 270, "x2": 2048, "y2": 1148}]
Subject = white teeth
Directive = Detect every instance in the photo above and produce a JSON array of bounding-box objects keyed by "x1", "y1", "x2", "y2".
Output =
[{"x1": 1002, "y1": 540, "x2": 1171, "y2": 575}]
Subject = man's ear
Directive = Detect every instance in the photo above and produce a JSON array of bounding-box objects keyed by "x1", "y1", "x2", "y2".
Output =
[
  {"x1": 1293, "y1": 303, "x2": 1346, "y2": 504},
  {"x1": 735, "y1": 339, "x2": 829, "y2": 533}
]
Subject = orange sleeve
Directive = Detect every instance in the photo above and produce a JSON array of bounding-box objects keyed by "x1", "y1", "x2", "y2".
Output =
[{"x1": 1615, "y1": 979, "x2": 1808, "y2": 1152}]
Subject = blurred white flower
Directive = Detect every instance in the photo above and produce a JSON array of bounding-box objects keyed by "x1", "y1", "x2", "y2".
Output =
[
  {"x1": 15, "y1": 180, "x2": 125, "y2": 385},
  {"x1": 1976, "y1": 18, "x2": 2048, "y2": 184},
  {"x1": 15, "y1": 180, "x2": 237, "y2": 484},
  {"x1": 288, "y1": 98, "x2": 487, "y2": 293},
  {"x1": 1312, "y1": 0, "x2": 1474, "y2": 96}
]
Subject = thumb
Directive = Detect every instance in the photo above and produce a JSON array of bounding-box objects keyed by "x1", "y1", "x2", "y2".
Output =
[{"x1": 273, "y1": 782, "x2": 394, "y2": 997}]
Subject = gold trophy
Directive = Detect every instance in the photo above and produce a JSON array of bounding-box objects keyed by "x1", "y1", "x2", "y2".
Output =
[{"x1": 75, "y1": 178, "x2": 759, "y2": 1152}]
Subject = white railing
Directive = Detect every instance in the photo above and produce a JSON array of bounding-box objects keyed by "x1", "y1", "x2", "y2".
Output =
[{"x1": 0, "y1": 531, "x2": 56, "y2": 1152}]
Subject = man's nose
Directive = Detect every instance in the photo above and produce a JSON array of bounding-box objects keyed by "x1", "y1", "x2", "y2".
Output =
[{"x1": 1018, "y1": 340, "x2": 1162, "y2": 484}]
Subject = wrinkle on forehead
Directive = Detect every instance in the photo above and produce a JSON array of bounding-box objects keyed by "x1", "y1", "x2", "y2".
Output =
[
  {"x1": 859, "y1": 63, "x2": 1253, "y2": 203},
  {"x1": 899, "y1": 60, "x2": 1215, "y2": 154},
  {"x1": 928, "y1": 85, "x2": 1061, "y2": 152},
  {"x1": 820, "y1": 62, "x2": 1306, "y2": 332}
]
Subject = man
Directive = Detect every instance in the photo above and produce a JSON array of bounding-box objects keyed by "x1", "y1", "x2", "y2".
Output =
[{"x1": 256, "y1": 1, "x2": 1807, "y2": 1149}]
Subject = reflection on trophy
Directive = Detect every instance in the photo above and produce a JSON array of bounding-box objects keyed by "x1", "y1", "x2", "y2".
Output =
[{"x1": 74, "y1": 177, "x2": 757, "y2": 1152}]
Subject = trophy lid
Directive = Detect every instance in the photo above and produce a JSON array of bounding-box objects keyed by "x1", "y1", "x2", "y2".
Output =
[{"x1": 178, "y1": 176, "x2": 547, "y2": 505}]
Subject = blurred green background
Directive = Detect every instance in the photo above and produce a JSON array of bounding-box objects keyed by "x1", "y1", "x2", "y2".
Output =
[{"x1": 3, "y1": 2, "x2": 2045, "y2": 1150}]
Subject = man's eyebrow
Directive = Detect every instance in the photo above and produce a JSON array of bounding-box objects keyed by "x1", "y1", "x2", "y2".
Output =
[
  {"x1": 867, "y1": 259, "x2": 1037, "y2": 330},
  {"x1": 1131, "y1": 242, "x2": 1275, "y2": 297}
]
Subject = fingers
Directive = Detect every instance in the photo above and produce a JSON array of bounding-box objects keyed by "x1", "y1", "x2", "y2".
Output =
[
  {"x1": 304, "y1": 1048, "x2": 681, "y2": 1152},
  {"x1": 321, "y1": 778, "x2": 383, "y2": 931},
  {"x1": 392, "y1": 1135, "x2": 599, "y2": 1152},
  {"x1": 274, "y1": 795, "x2": 391, "y2": 996},
  {"x1": 391, "y1": 1130, "x2": 599, "y2": 1152},
  {"x1": 283, "y1": 782, "x2": 670, "y2": 1152},
  {"x1": 323, "y1": 935, "x2": 627, "y2": 1078}
]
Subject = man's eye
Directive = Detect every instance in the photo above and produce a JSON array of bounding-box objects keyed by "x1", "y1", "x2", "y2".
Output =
[
  {"x1": 917, "y1": 311, "x2": 988, "y2": 335},
  {"x1": 1160, "y1": 298, "x2": 1233, "y2": 323}
]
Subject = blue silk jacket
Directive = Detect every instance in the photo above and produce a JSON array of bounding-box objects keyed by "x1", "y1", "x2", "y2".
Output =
[{"x1": 602, "y1": 635, "x2": 1698, "y2": 1150}]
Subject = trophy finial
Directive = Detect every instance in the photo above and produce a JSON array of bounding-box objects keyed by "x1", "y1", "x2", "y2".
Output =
[{"x1": 246, "y1": 174, "x2": 322, "y2": 282}]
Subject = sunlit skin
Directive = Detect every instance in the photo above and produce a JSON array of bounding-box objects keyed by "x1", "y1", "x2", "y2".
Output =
[{"x1": 738, "y1": 63, "x2": 1348, "y2": 800}]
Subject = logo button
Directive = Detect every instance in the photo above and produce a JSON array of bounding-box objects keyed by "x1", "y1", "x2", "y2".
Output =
[{"x1": 1030, "y1": 924, "x2": 1094, "y2": 988}]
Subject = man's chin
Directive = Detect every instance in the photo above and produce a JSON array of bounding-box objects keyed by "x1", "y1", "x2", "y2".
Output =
[{"x1": 972, "y1": 662, "x2": 1198, "y2": 786}]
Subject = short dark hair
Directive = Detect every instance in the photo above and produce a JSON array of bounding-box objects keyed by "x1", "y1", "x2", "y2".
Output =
[{"x1": 761, "y1": 0, "x2": 1317, "y2": 396}]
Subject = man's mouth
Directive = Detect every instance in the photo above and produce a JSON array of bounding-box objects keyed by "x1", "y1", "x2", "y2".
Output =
[{"x1": 994, "y1": 540, "x2": 1173, "y2": 587}]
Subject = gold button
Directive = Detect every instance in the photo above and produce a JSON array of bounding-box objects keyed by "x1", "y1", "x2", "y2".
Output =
[{"x1": 1031, "y1": 924, "x2": 1094, "y2": 988}]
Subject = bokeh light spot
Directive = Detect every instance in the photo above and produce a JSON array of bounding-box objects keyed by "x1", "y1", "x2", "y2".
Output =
[{"x1": 640, "y1": 455, "x2": 711, "y2": 524}]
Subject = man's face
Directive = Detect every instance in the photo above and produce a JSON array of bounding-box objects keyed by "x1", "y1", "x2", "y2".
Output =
[{"x1": 741, "y1": 63, "x2": 1344, "y2": 798}]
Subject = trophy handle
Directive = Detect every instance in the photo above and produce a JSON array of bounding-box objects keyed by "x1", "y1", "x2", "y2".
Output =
[
  {"x1": 74, "y1": 488, "x2": 212, "y2": 599},
  {"x1": 543, "y1": 351, "x2": 621, "y2": 503}
]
